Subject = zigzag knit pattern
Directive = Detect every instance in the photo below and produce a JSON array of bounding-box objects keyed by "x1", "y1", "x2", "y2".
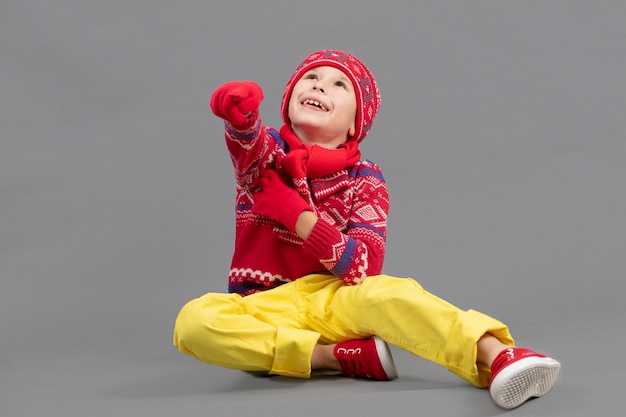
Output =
[{"x1": 224, "y1": 125, "x2": 388, "y2": 296}]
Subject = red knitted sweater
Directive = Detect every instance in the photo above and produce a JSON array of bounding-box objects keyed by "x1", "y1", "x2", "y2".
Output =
[{"x1": 224, "y1": 119, "x2": 389, "y2": 295}]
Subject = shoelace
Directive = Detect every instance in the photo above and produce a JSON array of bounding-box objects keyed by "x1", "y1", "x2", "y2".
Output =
[{"x1": 337, "y1": 349, "x2": 367, "y2": 376}]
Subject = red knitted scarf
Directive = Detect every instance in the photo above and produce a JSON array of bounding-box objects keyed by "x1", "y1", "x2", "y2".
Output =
[{"x1": 279, "y1": 125, "x2": 361, "y2": 179}]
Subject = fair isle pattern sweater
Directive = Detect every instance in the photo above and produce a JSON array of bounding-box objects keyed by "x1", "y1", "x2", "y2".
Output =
[{"x1": 225, "y1": 119, "x2": 389, "y2": 296}]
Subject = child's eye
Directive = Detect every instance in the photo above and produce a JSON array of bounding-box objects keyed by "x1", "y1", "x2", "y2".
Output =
[
  {"x1": 335, "y1": 81, "x2": 346, "y2": 88},
  {"x1": 305, "y1": 73, "x2": 317, "y2": 80}
]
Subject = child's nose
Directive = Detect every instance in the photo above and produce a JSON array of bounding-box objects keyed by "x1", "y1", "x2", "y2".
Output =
[{"x1": 313, "y1": 82, "x2": 325, "y2": 93}]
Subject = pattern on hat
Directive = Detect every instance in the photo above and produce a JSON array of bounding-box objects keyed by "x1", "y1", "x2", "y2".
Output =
[{"x1": 281, "y1": 50, "x2": 381, "y2": 143}]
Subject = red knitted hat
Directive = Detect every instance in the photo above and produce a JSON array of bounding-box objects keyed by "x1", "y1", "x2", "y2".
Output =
[{"x1": 281, "y1": 50, "x2": 381, "y2": 143}]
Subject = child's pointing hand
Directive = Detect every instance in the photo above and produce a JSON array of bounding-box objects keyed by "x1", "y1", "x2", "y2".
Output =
[{"x1": 210, "y1": 81, "x2": 264, "y2": 129}]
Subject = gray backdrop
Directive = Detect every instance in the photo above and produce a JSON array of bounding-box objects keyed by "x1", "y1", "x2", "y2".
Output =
[{"x1": 2, "y1": 1, "x2": 625, "y2": 416}]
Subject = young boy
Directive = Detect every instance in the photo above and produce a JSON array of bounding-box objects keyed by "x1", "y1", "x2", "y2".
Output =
[{"x1": 173, "y1": 50, "x2": 560, "y2": 409}]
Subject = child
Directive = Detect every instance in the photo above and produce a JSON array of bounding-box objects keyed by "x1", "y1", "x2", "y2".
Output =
[{"x1": 173, "y1": 50, "x2": 560, "y2": 409}]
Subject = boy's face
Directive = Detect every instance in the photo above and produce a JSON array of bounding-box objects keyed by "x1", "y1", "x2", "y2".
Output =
[{"x1": 287, "y1": 66, "x2": 357, "y2": 148}]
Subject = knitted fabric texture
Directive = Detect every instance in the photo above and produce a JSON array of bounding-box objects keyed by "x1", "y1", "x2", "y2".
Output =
[
  {"x1": 279, "y1": 124, "x2": 361, "y2": 179},
  {"x1": 281, "y1": 50, "x2": 381, "y2": 143},
  {"x1": 224, "y1": 124, "x2": 389, "y2": 295}
]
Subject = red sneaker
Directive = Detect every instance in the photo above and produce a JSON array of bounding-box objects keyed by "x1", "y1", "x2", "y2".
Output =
[
  {"x1": 489, "y1": 347, "x2": 561, "y2": 409},
  {"x1": 334, "y1": 336, "x2": 398, "y2": 381}
]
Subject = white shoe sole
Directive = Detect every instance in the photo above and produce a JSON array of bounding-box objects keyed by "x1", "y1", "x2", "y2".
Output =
[
  {"x1": 489, "y1": 356, "x2": 561, "y2": 409},
  {"x1": 373, "y1": 336, "x2": 398, "y2": 380}
]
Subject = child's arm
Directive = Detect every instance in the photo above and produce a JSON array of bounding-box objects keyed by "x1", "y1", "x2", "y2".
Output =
[
  {"x1": 210, "y1": 81, "x2": 272, "y2": 184},
  {"x1": 302, "y1": 163, "x2": 388, "y2": 285},
  {"x1": 252, "y1": 162, "x2": 388, "y2": 286},
  {"x1": 294, "y1": 211, "x2": 317, "y2": 239}
]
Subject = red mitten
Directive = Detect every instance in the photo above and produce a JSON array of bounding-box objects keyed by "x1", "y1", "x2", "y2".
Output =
[
  {"x1": 252, "y1": 170, "x2": 311, "y2": 231},
  {"x1": 210, "y1": 81, "x2": 264, "y2": 129}
]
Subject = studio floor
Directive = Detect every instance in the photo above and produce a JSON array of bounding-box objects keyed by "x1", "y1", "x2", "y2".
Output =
[{"x1": 3, "y1": 310, "x2": 625, "y2": 416}]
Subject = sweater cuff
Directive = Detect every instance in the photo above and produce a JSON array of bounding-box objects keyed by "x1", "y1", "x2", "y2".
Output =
[
  {"x1": 304, "y1": 219, "x2": 341, "y2": 256},
  {"x1": 281, "y1": 194, "x2": 310, "y2": 232},
  {"x1": 225, "y1": 116, "x2": 261, "y2": 140}
]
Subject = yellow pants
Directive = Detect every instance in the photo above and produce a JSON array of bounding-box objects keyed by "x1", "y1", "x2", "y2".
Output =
[{"x1": 173, "y1": 274, "x2": 514, "y2": 387}]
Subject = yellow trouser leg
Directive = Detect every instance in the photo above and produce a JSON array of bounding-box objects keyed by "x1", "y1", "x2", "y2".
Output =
[
  {"x1": 303, "y1": 274, "x2": 514, "y2": 387},
  {"x1": 173, "y1": 280, "x2": 322, "y2": 378},
  {"x1": 174, "y1": 273, "x2": 514, "y2": 386}
]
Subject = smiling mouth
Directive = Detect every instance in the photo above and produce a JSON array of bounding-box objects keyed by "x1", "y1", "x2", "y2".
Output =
[{"x1": 302, "y1": 99, "x2": 328, "y2": 111}]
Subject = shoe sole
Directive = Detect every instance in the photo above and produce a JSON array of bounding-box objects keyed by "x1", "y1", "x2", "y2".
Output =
[
  {"x1": 490, "y1": 356, "x2": 561, "y2": 409},
  {"x1": 373, "y1": 336, "x2": 398, "y2": 380}
]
